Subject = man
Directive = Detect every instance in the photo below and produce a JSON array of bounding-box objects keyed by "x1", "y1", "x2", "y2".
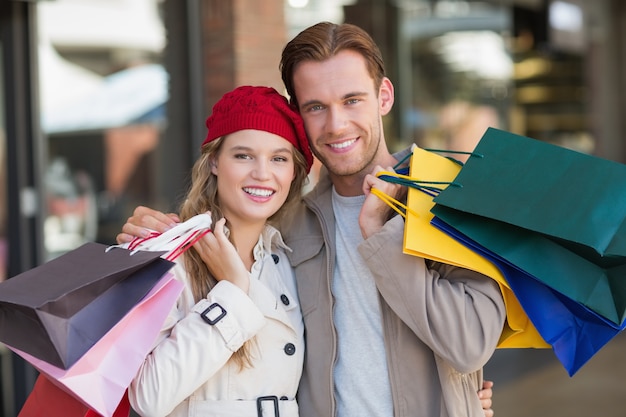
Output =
[{"x1": 118, "y1": 22, "x2": 504, "y2": 417}]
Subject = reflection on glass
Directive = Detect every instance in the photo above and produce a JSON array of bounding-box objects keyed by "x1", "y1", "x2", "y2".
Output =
[
  {"x1": 395, "y1": 2, "x2": 513, "y2": 159},
  {"x1": 38, "y1": 0, "x2": 166, "y2": 256},
  {"x1": 410, "y1": 29, "x2": 513, "y2": 160}
]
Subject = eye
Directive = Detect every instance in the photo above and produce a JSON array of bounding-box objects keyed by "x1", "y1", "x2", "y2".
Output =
[
  {"x1": 346, "y1": 98, "x2": 360, "y2": 105},
  {"x1": 305, "y1": 104, "x2": 324, "y2": 113},
  {"x1": 234, "y1": 153, "x2": 252, "y2": 160},
  {"x1": 272, "y1": 155, "x2": 290, "y2": 163}
]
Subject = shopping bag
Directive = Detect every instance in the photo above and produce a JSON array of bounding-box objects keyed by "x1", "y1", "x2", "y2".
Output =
[
  {"x1": 375, "y1": 147, "x2": 548, "y2": 348},
  {"x1": 430, "y1": 208, "x2": 626, "y2": 376},
  {"x1": 0, "y1": 242, "x2": 174, "y2": 369},
  {"x1": 19, "y1": 373, "x2": 91, "y2": 417},
  {"x1": 433, "y1": 129, "x2": 626, "y2": 326},
  {"x1": 109, "y1": 212, "x2": 213, "y2": 259},
  {"x1": 433, "y1": 126, "x2": 626, "y2": 260},
  {"x1": 13, "y1": 271, "x2": 183, "y2": 417},
  {"x1": 85, "y1": 392, "x2": 130, "y2": 417},
  {"x1": 18, "y1": 374, "x2": 130, "y2": 417}
]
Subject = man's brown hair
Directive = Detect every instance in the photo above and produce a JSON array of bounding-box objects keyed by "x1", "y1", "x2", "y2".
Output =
[{"x1": 280, "y1": 21, "x2": 386, "y2": 108}]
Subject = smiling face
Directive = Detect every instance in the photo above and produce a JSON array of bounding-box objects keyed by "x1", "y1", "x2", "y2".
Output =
[
  {"x1": 292, "y1": 49, "x2": 395, "y2": 195},
  {"x1": 210, "y1": 129, "x2": 296, "y2": 226}
]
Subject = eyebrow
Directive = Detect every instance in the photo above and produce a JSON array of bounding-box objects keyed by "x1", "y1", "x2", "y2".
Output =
[
  {"x1": 300, "y1": 91, "x2": 369, "y2": 108},
  {"x1": 227, "y1": 145, "x2": 293, "y2": 154}
]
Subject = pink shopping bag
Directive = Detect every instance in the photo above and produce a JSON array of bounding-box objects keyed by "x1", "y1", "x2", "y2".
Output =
[{"x1": 14, "y1": 271, "x2": 183, "y2": 417}]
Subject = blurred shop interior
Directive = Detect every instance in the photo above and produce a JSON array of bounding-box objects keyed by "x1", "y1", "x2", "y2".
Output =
[{"x1": 1, "y1": 0, "x2": 626, "y2": 416}]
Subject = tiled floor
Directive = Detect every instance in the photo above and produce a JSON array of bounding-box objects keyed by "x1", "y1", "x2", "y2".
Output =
[{"x1": 484, "y1": 330, "x2": 626, "y2": 416}]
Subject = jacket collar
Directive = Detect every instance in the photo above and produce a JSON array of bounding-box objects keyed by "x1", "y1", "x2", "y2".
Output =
[{"x1": 253, "y1": 224, "x2": 292, "y2": 262}]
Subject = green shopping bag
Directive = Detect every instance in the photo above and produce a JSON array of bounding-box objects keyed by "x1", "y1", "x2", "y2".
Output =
[
  {"x1": 429, "y1": 207, "x2": 626, "y2": 376},
  {"x1": 433, "y1": 127, "x2": 626, "y2": 262},
  {"x1": 430, "y1": 203, "x2": 626, "y2": 326}
]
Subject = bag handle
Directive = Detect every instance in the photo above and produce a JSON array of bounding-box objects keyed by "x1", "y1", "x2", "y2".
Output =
[
  {"x1": 107, "y1": 213, "x2": 213, "y2": 261},
  {"x1": 370, "y1": 145, "x2": 478, "y2": 218},
  {"x1": 128, "y1": 213, "x2": 212, "y2": 252},
  {"x1": 376, "y1": 170, "x2": 460, "y2": 197},
  {"x1": 422, "y1": 148, "x2": 483, "y2": 164},
  {"x1": 391, "y1": 147, "x2": 483, "y2": 174},
  {"x1": 381, "y1": 144, "x2": 478, "y2": 195},
  {"x1": 370, "y1": 188, "x2": 419, "y2": 219}
]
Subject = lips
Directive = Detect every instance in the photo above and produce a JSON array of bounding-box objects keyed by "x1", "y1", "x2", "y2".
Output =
[
  {"x1": 327, "y1": 138, "x2": 357, "y2": 150},
  {"x1": 243, "y1": 187, "x2": 275, "y2": 197}
]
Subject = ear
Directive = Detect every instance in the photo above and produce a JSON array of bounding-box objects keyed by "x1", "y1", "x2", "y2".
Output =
[
  {"x1": 210, "y1": 157, "x2": 218, "y2": 176},
  {"x1": 379, "y1": 77, "x2": 394, "y2": 117}
]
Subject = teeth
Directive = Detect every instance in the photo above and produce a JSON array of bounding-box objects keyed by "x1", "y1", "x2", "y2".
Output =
[
  {"x1": 243, "y1": 187, "x2": 274, "y2": 197},
  {"x1": 329, "y1": 139, "x2": 356, "y2": 149}
]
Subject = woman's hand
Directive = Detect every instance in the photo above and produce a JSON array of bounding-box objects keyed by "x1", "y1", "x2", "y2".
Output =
[
  {"x1": 193, "y1": 218, "x2": 250, "y2": 293},
  {"x1": 479, "y1": 379, "x2": 494, "y2": 417},
  {"x1": 116, "y1": 205, "x2": 180, "y2": 244}
]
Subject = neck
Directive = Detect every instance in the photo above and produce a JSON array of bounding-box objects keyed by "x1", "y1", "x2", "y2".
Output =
[
  {"x1": 228, "y1": 219, "x2": 265, "y2": 270},
  {"x1": 329, "y1": 172, "x2": 369, "y2": 197}
]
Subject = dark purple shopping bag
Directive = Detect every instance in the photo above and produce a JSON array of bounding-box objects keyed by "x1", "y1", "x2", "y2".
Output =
[{"x1": 0, "y1": 242, "x2": 173, "y2": 369}]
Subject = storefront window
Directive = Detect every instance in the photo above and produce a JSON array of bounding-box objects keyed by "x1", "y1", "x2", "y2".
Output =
[
  {"x1": 398, "y1": 1, "x2": 513, "y2": 159},
  {"x1": 400, "y1": 0, "x2": 593, "y2": 158},
  {"x1": 37, "y1": 0, "x2": 166, "y2": 258}
]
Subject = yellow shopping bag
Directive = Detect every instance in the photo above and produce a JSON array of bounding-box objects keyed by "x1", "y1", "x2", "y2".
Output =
[{"x1": 375, "y1": 147, "x2": 548, "y2": 349}]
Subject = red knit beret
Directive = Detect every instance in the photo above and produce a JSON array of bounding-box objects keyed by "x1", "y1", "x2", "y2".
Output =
[{"x1": 203, "y1": 86, "x2": 313, "y2": 173}]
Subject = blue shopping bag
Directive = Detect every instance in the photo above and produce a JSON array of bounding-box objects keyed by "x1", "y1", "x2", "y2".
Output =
[{"x1": 430, "y1": 210, "x2": 626, "y2": 376}]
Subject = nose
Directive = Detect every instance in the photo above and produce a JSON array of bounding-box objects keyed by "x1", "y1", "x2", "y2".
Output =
[
  {"x1": 325, "y1": 106, "x2": 347, "y2": 134},
  {"x1": 251, "y1": 159, "x2": 271, "y2": 180}
]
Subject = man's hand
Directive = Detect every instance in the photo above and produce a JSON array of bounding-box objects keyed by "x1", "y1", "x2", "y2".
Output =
[
  {"x1": 115, "y1": 205, "x2": 180, "y2": 244},
  {"x1": 479, "y1": 379, "x2": 494, "y2": 417},
  {"x1": 359, "y1": 165, "x2": 403, "y2": 239}
]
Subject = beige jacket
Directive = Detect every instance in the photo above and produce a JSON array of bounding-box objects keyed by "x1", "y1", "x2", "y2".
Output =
[
  {"x1": 128, "y1": 226, "x2": 304, "y2": 417},
  {"x1": 280, "y1": 149, "x2": 506, "y2": 417}
]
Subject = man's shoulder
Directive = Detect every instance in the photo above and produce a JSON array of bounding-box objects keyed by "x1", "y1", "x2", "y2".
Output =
[
  {"x1": 393, "y1": 146, "x2": 413, "y2": 166},
  {"x1": 280, "y1": 198, "x2": 318, "y2": 237}
]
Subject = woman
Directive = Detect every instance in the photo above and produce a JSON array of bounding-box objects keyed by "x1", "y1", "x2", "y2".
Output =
[{"x1": 128, "y1": 86, "x2": 313, "y2": 417}]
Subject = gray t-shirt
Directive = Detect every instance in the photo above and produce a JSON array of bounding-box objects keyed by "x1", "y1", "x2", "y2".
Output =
[{"x1": 331, "y1": 187, "x2": 394, "y2": 417}]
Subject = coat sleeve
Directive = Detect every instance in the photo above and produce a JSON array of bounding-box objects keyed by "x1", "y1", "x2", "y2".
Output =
[
  {"x1": 357, "y1": 215, "x2": 506, "y2": 373},
  {"x1": 128, "y1": 275, "x2": 266, "y2": 417}
]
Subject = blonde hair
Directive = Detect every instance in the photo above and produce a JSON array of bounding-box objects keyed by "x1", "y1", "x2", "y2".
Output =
[{"x1": 179, "y1": 136, "x2": 309, "y2": 369}]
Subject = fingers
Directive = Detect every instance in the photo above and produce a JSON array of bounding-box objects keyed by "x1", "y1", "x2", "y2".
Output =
[
  {"x1": 362, "y1": 165, "x2": 387, "y2": 195},
  {"x1": 116, "y1": 207, "x2": 181, "y2": 244},
  {"x1": 136, "y1": 207, "x2": 180, "y2": 232},
  {"x1": 359, "y1": 165, "x2": 405, "y2": 239},
  {"x1": 479, "y1": 379, "x2": 494, "y2": 417},
  {"x1": 212, "y1": 218, "x2": 228, "y2": 242},
  {"x1": 194, "y1": 218, "x2": 250, "y2": 292},
  {"x1": 366, "y1": 165, "x2": 402, "y2": 197},
  {"x1": 116, "y1": 232, "x2": 135, "y2": 244},
  {"x1": 194, "y1": 218, "x2": 226, "y2": 259},
  {"x1": 121, "y1": 206, "x2": 180, "y2": 240},
  {"x1": 479, "y1": 394, "x2": 493, "y2": 417},
  {"x1": 480, "y1": 395, "x2": 493, "y2": 409}
]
